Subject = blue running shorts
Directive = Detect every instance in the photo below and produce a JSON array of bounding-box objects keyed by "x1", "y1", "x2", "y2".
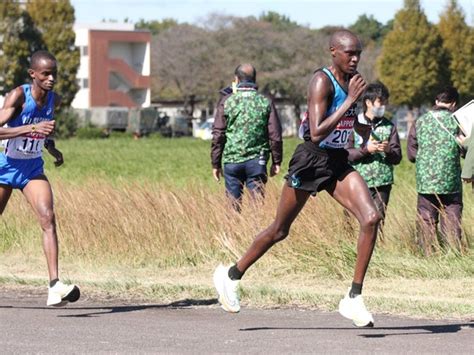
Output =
[{"x1": 0, "y1": 154, "x2": 45, "y2": 189}]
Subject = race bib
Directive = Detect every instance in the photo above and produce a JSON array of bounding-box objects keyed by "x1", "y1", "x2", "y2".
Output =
[
  {"x1": 5, "y1": 133, "x2": 45, "y2": 159},
  {"x1": 319, "y1": 117, "x2": 354, "y2": 148}
]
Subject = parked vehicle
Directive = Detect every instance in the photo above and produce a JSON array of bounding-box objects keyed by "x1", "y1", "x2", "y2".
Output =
[
  {"x1": 194, "y1": 118, "x2": 214, "y2": 140},
  {"x1": 157, "y1": 114, "x2": 193, "y2": 138}
]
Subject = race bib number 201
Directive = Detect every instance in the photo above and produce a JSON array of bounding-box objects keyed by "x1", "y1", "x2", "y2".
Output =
[
  {"x1": 330, "y1": 128, "x2": 351, "y2": 144},
  {"x1": 320, "y1": 117, "x2": 354, "y2": 148}
]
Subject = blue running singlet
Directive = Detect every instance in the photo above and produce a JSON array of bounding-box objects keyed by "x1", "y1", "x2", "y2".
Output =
[
  {"x1": 0, "y1": 84, "x2": 55, "y2": 189},
  {"x1": 299, "y1": 67, "x2": 357, "y2": 149}
]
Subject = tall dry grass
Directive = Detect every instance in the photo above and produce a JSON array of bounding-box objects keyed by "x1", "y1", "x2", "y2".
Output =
[
  {"x1": 1, "y1": 176, "x2": 472, "y2": 280},
  {"x1": 1, "y1": 138, "x2": 472, "y2": 317}
]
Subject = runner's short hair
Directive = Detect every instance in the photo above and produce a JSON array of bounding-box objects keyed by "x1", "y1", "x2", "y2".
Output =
[{"x1": 30, "y1": 50, "x2": 57, "y2": 69}]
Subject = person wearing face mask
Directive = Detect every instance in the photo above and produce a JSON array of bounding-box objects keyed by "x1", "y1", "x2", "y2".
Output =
[
  {"x1": 345, "y1": 82, "x2": 402, "y2": 224},
  {"x1": 407, "y1": 86, "x2": 465, "y2": 255}
]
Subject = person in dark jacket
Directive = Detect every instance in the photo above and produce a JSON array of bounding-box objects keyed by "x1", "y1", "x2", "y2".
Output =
[
  {"x1": 211, "y1": 64, "x2": 283, "y2": 212},
  {"x1": 346, "y1": 82, "x2": 402, "y2": 224}
]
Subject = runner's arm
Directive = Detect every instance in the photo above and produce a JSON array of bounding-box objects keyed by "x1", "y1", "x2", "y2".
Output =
[
  {"x1": 345, "y1": 131, "x2": 370, "y2": 162},
  {"x1": 0, "y1": 88, "x2": 27, "y2": 139},
  {"x1": 307, "y1": 72, "x2": 366, "y2": 144},
  {"x1": 0, "y1": 87, "x2": 53, "y2": 139},
  {"x1": 45, "y1": 93, "x2": 64, "y2": 166}
]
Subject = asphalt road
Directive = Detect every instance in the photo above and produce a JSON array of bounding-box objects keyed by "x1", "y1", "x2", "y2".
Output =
[{"x1": 1, "y1": 287, "x2": 473, "y2": 354}]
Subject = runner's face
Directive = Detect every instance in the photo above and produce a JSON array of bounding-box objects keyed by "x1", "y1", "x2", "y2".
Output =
[
  {"x1": 331, "y1": 38, "x2": 362, "y2": 75},
  {"x1": 29, "y1": 59, "x2": 57, "y2": 91}
]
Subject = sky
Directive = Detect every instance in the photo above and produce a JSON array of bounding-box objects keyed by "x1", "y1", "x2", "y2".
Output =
[{"x1": 71, "y1": 0, "x2": 474, "y2": 28}]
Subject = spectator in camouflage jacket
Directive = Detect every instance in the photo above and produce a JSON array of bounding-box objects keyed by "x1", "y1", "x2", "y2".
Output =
[
  {"x1": 211, "y1": 64, "x2": 283, "y2": 211},
  {"x1": 346, "y1": 82, "x2": 402, "y2": 224},
  {"x1": 407, "y1": 86, "x2": 465, "y2": 255}
]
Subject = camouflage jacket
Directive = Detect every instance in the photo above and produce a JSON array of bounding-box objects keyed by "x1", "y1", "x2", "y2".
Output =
[
  {"x1": 407, "y1": 108, "x2": 462, "y2": 194},
  {"x1": 211, "y1": 83, "x2": 282, "y2": 167},
  {"x1": 346, "y1": 116, "x2": 402, "y2": 188}
]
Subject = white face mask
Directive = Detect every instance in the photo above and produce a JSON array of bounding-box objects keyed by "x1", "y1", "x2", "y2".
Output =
[{"x1": 371, "y1": 105, "x2": 385, "y2": 118}]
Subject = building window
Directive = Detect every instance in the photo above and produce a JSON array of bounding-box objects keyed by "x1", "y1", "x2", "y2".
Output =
[
  {"x1": 81, "y1": 46, "x2": 88, "y2": 56},
  {"x1": 77, "y1": 78, "x2": 89, "y2": 89}
]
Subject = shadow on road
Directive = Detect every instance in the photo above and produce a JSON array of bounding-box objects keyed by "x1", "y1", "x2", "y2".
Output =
[
  {"x1": 240, "y1": 322, "x2": 474, "y2": 337},
  {"x1": 0, "y1": 298, "x2": 218, "y2": 318}
]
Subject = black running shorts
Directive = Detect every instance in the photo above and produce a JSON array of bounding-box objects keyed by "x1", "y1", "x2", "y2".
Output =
[{"x1": 285, "y1": 141, "x2": 354, "y2": 195}]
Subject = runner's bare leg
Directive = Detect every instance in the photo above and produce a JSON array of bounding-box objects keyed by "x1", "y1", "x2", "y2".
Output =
[
  {"x1": 236, "y1": 184, "x2": 310, "y2": 272},
  {"x1": 22, "y1": 177, "x2": 58, "y2": 281},
  {"x1": 327, "y1": 171, "x2": 381, "y2": 284}
]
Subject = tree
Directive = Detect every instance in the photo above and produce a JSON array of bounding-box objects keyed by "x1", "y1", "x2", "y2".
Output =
[
  {"x1": 438, "y1": 0, "x2": 474, "y2": 103},
  {"x1": 377, "y1": 0, "x2": 448, "y2": 108},
  {"x1": 349, "y1": 14, "x2": 384, "y2": 44},
  {"x1": 358, "y1": 43, "x2": 382, "y2": 84},
  {"x1": 259, "y1": 11, "x2": 298, "y2": 30},
  {"x1": 0, "y1": 1, "x2": 42, "y2": 95},
  {"x1": 152, "y1": 24, "x2": 225, "y2": 115},
  {"x1": 348, "y1": 15, "x2": 391, "y2": 82},
  {"x1": 317, "y1": 25, "x2": 345, "y2": 36},
  {"x1": 213, "y1": 16, "x2": 330, "y2": 128},
  {"x1": 135, "y1": 18, "x2": 178, "y2": 36},
  {"x1": 261, "y1": 26, "x2": 328, "y2": 125},
  {"x1": 27, "y1": 0, "x2": 79, "y2": 108},
  {"x1": 151, "y1": 14, "x2": 345, "y2": 123}
]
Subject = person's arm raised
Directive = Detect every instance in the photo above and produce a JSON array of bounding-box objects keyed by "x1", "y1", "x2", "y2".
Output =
[
  {"x1": 307, "y1": 72, "x2": 366, "y2": 144},
  {"x1": 0, "y1": 87, "x2": 55, "y2": 139}
]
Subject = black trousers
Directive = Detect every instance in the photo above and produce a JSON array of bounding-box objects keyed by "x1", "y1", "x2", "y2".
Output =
[
  {"x1": 416, "y1": 192, "x2": 463, "y2": 254},
  {"x1": 369, "y1": 185, "x2": 392, "y2": 220}
]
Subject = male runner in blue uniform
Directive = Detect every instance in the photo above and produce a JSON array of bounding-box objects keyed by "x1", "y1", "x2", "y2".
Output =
[
  {"x1": 214, "y1": 30, "x2": 380, "y2": 327},
  {"x1": 0, "y1": 51, "x2": 80, "y2": 306}
]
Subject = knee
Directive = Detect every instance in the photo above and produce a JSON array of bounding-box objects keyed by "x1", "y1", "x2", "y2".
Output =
[
  {"x1": 38, "y1": 208, "x2": 56, "y2": 231},
  {"x1": 361, "y1": 209, "x2": 382, "y2": 229},
  {"x1": 268, "y1": 223, "x2": 290, "y2": 244}
]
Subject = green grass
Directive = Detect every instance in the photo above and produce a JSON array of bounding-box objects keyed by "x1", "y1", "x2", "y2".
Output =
[
  {"x1": 42, "y1": 135, "x2": 301, "y2": 186},
  {"x1": 0, "y1": 135, "x2": 472, "y2": 318},
  {"x1": 42, "y1": 135, "x2": 229, "y2": 187}
]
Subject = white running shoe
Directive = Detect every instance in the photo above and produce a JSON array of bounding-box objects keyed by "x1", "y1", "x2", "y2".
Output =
[
  {"x1": 338, "y1": 289, "x2": 374, "y2": 327},
  {"x1": 47, "y1": 280, "x2": 81, "y2": 307},
  {"x1": 213, "y1": 264, "x2": 240, "y2": 313}
]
